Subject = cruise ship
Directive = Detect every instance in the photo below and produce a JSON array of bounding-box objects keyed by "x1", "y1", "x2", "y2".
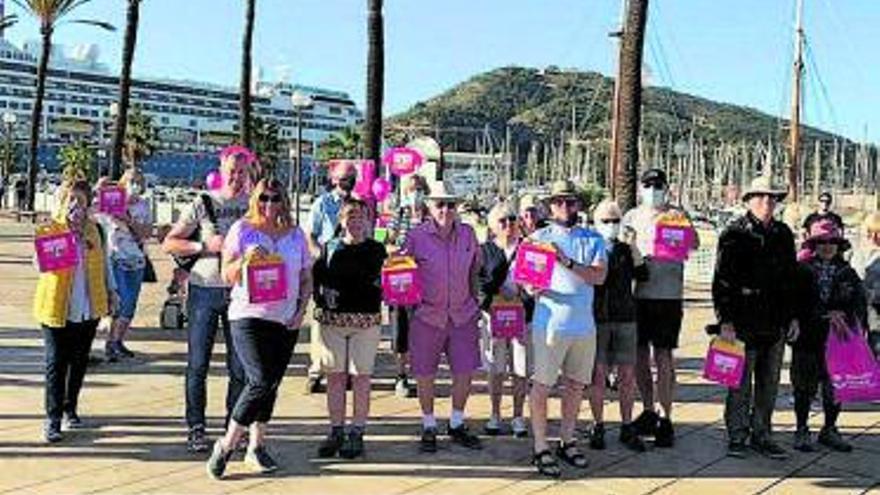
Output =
[{"x1": 0, "y1": 37, "x2": 362, "y2": 182}]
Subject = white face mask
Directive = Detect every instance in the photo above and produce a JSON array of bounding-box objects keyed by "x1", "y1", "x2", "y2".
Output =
[
  {"x1": 128, "y1": 183, "x2": 144, "y2": 196},
  {"x1": 596, "y1": 223, "x2": 620, "y2": 242},
  {"x1": 640, "y1": 187, "x2": 667, "y2": 208}
]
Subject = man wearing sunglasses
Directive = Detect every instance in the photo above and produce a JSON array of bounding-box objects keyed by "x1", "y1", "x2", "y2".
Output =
[
  {"x1": 402, "y1": 180, "x2": 483, "y2": 453},
  {"x1": 621, "y1": 168, "x2": 699, "y2": 448},
  {"x1": 304, "y1": 161, "x2": 358, "y2": 394},
  {"x1": 521, "y1": 180, "x2": 607, "y2": 477},
  {"x1": 802, "y1": 191, "x2": 843, "y2": 236}
]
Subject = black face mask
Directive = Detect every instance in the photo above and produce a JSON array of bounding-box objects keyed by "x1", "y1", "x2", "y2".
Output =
[{"x1": 338, "y1": 176, "x2": 356, "y2": 192}]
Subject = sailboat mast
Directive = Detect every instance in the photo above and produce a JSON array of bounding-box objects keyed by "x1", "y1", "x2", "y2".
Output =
[
  {"x1": 608, "y1": 0, "x2": 627, "y2": 197},
  {"x1": 788, "y1": 0, "x2": 805, "y2": 202}
]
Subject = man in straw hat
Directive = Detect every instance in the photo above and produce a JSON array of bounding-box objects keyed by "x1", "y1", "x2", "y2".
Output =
[
  {"x1": 712, "y1": 175, "x2": 800, "y2": 460},
  {"x1": 518, "y1": 179, "x2": 607, "y2": 477},
  {"x1": 402, "y1": 179, "x2": 484, "y2": 453}
]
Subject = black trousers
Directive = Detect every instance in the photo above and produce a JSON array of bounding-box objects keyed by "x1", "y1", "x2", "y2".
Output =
[
  {"x1": 44, "y1": 320, "x2": 98, "y2": 422},
  {"x1": 230, "y1": 318, "x2": 298, "y2": 426}
]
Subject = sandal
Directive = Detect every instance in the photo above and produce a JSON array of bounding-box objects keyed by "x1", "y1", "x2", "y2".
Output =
[
  {"x1": 532, "y1": 449, "x2": 561, "y2": 478},
  {"x1": 556, "y1": 441, "x2": 589, "y2": 469}
]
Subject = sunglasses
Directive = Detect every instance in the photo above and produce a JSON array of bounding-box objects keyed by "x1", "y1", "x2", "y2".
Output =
[
  {"x1": 642, "y1": 182, "x2": 666, "y2": 190},
  {"x1": 600, "y1": 218, "x2": 621, "y2": 224},
  {"x1": 435, "y1": 201, "x2": 457, "y2": 210},
  {"x1": 498, "y1": 216, "x2": 518, "y2": 225},
  {"x1": 258, "y1": 194, "x2": 282, "y2": 204},
  {"x1": 552, "y1": 198, "x2": 578, "y2": 207}
]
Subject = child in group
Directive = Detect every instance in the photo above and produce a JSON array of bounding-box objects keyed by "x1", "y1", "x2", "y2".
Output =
[{"x1": 791, "y1": 219, "x2": 867, "y2": 453}]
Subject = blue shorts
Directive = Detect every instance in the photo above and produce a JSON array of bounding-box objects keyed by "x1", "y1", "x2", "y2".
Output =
[{"x1": 112, "y1": 263, "x2": 144, "y2": 320}]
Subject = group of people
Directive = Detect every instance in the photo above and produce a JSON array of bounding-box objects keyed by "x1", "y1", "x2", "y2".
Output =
[{"x1": 30, "y1": 146, "x2": 880, "y2": 480}]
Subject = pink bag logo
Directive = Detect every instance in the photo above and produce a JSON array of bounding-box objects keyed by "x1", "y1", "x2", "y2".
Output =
[
  {"x1": 247, "y1": 258, "x2": 288, "y2": 304},
  {"x1": 703, "y1": 338, "x2": 746, "y2": 389},
  {"x1": 383, "y1": 147, "x2": 424, "y2": 177},
  {"x1": 653, "y1": 224, "x2": 695, "y2": 262},
  {"x1": 35, "y1": 230, "x2": 78, "y2": 273},
  {"x1": 490, "y1": 301, "x2": 525, "y2": 339},
  {"x1": 513, "y1": 242, "x2": 556, "y2": 290},
  {"x1": 98, "y1": 186, "x2": 127, "y2": 217},
  {"x1": 381, "y1": 256, "x2": 422, "y2": 306}
]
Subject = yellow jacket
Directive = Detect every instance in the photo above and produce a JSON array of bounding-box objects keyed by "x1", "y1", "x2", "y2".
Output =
[{"x1": 33, "y1": 220, "x2": 110, "y2": 328}]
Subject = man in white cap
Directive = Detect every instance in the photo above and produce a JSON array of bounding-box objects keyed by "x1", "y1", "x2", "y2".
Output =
[
  {"x1": 304, "y1": 160, "x2": 358, "y2": 394},
  {"x1": 713, "y1": 176, "x2": 799, "y2": 460}
]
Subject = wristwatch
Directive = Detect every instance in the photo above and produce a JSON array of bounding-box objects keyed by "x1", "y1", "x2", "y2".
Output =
[{"x1": 563, "y1": 257, "x2": 575, "y2": 269}]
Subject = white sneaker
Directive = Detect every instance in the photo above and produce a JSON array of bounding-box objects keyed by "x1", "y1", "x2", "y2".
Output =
[
  {"x1": 484, "y1": 416, "x2": 502, "y2": 435},
  {"x1": 511, "y1": 416, "x2": 528, "y2": 438}
]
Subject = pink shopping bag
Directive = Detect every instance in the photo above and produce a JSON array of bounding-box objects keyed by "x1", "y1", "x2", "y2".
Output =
[
  {"x1": 246, "y1": 254, "x2": 288, "y2": 304},
  {"x1": 703, "y1": 337, "x2": 746, "y2": 389},
  {"x1": 653, "y1": 223, "x2": 695, "y2": 262},
  {"x1": 489, "y1": 297, "x2": 525, "y2": 339},
  {"x1": 513, "y1": 241, "x2": 556, "y2": 290},
  {"x1": 381, "y1": 256, "x2": 422, "y2": 306},
  {"x1": 98, "y1": 185, "x2": 127, "y2": 217},
  {"x1": 826, "y1": 326, "x2": 880, "y2": 403},
  {"x1": 34, "y1": 223, "x2": 78, "y2": 273}
]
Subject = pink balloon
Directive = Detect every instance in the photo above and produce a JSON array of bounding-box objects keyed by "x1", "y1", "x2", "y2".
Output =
[
  {"x1": 353, "y1": 160, "x2": 376, "y2": 198},
  {"x1": 371, "y1": 177, "x2": 391, "y2": 202},
  {"x1": 206, "y1": 170, "x2": 223, "y2": 190}
]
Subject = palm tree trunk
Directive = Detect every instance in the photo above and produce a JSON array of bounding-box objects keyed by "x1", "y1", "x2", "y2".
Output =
[
  {"x1": 364, "y1": 0, "x2": 384, "y2": 167},
  {"x1": 614, "y1": 0, "x2": 649, "y2": 210},
  {"x1": 239, "y1": 0, "x2": 256, "y2": 149},
  {"x1": 26, "y1": 25, "x2": 52, "y2": 212},
  {"x1": 111, "y1": 0, "x2": 142, "y2": 179}
]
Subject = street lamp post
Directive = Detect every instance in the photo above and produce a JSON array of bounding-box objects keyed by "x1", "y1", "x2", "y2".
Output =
[
  {"x1": 290, "y1": 90, "x2": 314, "y2": 225},
  {"x1": 107, "y1": 102, "x2": 119, "y2": 177}
]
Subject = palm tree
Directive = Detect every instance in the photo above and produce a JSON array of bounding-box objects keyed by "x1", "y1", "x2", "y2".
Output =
[
  {"x1": 239, "y1": 0, "x2": 256, "y2": 149},
  {"x1": 363, "y1": 0, "x2": 384, "y2": 167},
  {"x1": 17, "y1": 0, "x2": 114, "y2": 212},
  {"x1": 110, "y1": 0, "x2": 143, "y2": 180},
  {"x1": 614, "y1": 0, "x2": 649, "y2": 210},
  {"x1": 317, "y1": 126, "x2": 362, "y2": 163},
  {"x1": 122, "y1": 106, "x2": 157, "y2": 169}
]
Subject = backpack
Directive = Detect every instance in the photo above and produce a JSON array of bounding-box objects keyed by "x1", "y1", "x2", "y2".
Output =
[{"x1": 172, "y1": 193, "x2": 217, "y2": 273}]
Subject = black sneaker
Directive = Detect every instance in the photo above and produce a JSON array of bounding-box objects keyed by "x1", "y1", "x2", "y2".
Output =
[
  {"x1": 116, "y1": 342, "x2": 135, "y2": 359},
  {"x1": 306, "y1": 375, "x2": 326, "y2": 395},
  {"x1": 654, "y1": 418, "x2": 675, "y2": 448},
  {"x1": 588, "y1": 422, "x2": 606, "y2": 450},
  {"x1": 63, "y1": 411, "x2": 84, "y2": 430},
  {"x1": 419, "y1": 427, "x2": 438, "y2": 453},
  {"x1": 317, "y1": 427, "x2": 345, "y2": 458},
  {"x1": 105, "y1": 341, "x2": 120, "y2": 363},
  {"x1": 620, "y1": 423, "x2": 647, "y2": 452},
  {"x1": 340, "y1": 428, "x2": 365, "y2": 459},
  {"x1": 245, "y1": 444, "x2": 279, "y2": 473},
  {"x1": 206, "y1": 439, "x2": 233, "y2": 479},
  {"x1": 448, "y1": 424, "x2": 482, "y2": 450},
  {"x1": 727, "y1": 440, "x2": 747, "y2": 458},
  {"x1": 395, "y1": 375, "x2": 416, "y2": 398},
  {"x1": 818, "y1": 426, "x2": 852, "y2": 453},
  {"x1": 44, "y1": 420, "x2": 62, "y2": 443},
  {"x1": 751, "y1": 439, "x2": 789, "y2": 460},
  {"x1": 632, "y1": 410, "x2": 659, "y2": 436},
  {"x1": 187, "y1": 425, "x2": 210, "y2": 453}
]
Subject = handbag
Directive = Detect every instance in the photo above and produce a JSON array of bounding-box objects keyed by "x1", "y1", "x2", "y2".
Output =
[
  {"x1": 142, "y1": 252, "x2": 158, "y2": 283},
  {"x1": 825, "y1": 323, "x2": 880, "y2": 403}
]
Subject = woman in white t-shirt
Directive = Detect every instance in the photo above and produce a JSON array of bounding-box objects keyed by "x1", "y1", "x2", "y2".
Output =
[{"x1": 206, "y1": 178, "x2": 311, "y2": 480}]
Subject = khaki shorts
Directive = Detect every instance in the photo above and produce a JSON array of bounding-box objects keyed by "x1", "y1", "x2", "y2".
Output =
[
  {"x1": 531, "y1": 330, "x2": 596, "y2": 387},
  {"x1": 480, "y1": 312, "x2": 531, "y2": 378},
  {"x1": 317, "y1": 324, "x2": 381, "y2": 375}
]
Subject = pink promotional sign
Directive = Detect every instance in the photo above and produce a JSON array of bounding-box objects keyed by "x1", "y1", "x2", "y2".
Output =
[
  {"x1": 247, "y1": 256, "x2": 288, "y2": 304},
  {"x1": 653, "y1": 224, "x2": 695, "y2": 262},
  {"x1": 703, "y1": 338, "x2": 746, "y2": 389},
  {"x1": 383, "y1": 147, "x2": 424, "y2": 177},
  {"x1": 490, "y1": 300, "x2": 525, "y2": 340},
  {"x1": 513, "y1": 242, "x2": 557, "y2": 290},
  {"x1": 98, "y1": 186, "x2": 127, "y2": 217},
  {"x1": 381, "y1": 256, "x2": 422, "y2": 306},
  {"x1": 35, "y1": 228, "x2": 78, "y2": 273}
]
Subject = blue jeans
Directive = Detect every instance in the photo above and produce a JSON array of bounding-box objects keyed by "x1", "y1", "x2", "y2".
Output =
[
  {"x1": 185, "y1": 284, "x2": 245, "y2": 429},
  {"x1": 44, "y1": 320, "x2": 98, "y2": 422},
  {"x1": 111, "y1": 263, "x2": 144, "y2": 320},
  {"x1": 231, "y1": 318, "x2": 298, "y2": 426}
]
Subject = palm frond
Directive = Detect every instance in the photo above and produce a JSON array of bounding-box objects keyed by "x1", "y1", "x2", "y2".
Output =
[
  {"x1": 68, "y1": 18, "x2": 115, "y2": 31},
  {"x1": 0, "y1": 14, "x2": 19, "y2": 31}
]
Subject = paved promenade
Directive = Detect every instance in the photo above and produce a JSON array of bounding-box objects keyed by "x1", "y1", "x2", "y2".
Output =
[{"x1": 0, "y1": 218, "x2": 878, "y2": 494}]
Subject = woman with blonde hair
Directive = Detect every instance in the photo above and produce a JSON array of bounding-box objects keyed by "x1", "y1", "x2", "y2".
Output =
[
  {"x1": 206, "y1": 178, "x2": 311, "y2": 479},
  {"x1": 101, "y1": 168, "x2": 153, "y2": 361},
  {"x1": 34, "y1": 179, "x2": 117, "y2": 442}
]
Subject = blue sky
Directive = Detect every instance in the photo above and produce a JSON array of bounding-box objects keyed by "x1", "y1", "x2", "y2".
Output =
[{"x1": 5, "y1": 0, "x2": 880, "y2": 142}]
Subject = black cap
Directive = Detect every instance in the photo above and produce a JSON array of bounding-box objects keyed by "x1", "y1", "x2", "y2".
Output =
[
  {"x1": 819, "y1": 191, "x2": 832, "y2": 202},
  {"x1": 640, "y1": 168, "x2": 668, "y2": 187}
]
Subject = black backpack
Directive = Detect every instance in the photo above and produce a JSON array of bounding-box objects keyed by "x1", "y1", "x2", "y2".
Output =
[{"x1": 172, "y1": 193, "x2": 218, "y2": 272}]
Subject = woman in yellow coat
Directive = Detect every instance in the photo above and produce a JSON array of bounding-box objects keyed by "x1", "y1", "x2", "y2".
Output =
[{"x1": 34, "y1": 179, "x2": 116, "y2": 443}]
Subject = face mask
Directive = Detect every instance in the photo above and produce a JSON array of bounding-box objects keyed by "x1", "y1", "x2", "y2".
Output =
[
  {"x1": 640, "y1": 187, "x2": 667, "y2": 208},
  {"x1": 66, "y1": 203, "x2": 85, "y2": 230},
  {"x1": 596, "y1": 223, "x2": 620, "y2": 241},
  {"x1": 128, "y1": 183, "x2": 143, "y2": 196},
  {"x1": 338, "y1": 175, "x2": 356, "y2": 193}
]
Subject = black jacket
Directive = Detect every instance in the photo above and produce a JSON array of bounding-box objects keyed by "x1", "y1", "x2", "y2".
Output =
[
  {"x1": 594, "y1": 240, "x2": 649, "y2": 323},
  {"x1": 793, "y1": 256, "x2": 868, "y2": 350},
  {"x1": 712, "y1": 212, "x2": 798, "y2": 347},
  {"x1": 477, "y1": 241, "x2": 535, "y2": 322}
]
